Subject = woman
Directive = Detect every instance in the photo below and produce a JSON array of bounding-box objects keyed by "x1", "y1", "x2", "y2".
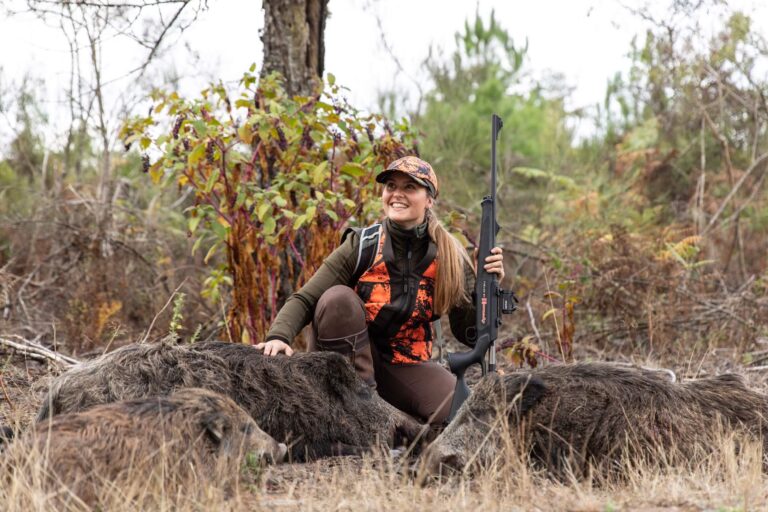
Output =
[{"x1": 256, "y1": 156, "x2": 505, "y2": 425}]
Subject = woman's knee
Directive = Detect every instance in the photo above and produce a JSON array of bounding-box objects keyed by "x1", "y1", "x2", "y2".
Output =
[
  {"x1": 314, "y1": 285, "x2": 367, "y2": 338},
  {"x1": 317, "y1": 285, "x2": 364, "y2": 313},
  {"x1": 420, "y1": 373, "x2": 455, "y2": 425},
  {"x1": 377, "y1": 362, "x2": 455, "y2": 425}
]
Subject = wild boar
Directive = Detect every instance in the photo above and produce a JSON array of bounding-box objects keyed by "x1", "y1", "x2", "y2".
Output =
[
  {"x1": 3, "y1": 388, "x2": 285, "y2": 507},
  {"x1": 421, "y1": 362, "x2": 768, "y2": 479},
  {"x1": 36, "y1": 341, "x2": 421, "y2": 460}
]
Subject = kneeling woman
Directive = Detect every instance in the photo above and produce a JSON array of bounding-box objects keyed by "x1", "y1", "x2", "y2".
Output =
[{"x1": 257, "y1": 156, "x2": 504, "y2": 425}]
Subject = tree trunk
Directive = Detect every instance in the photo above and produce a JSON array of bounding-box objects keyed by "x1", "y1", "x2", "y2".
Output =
[
  {"x1": 261, "y1": 0, "x2": 328, "y2": 96},
  {"x1": 228, "y1": 0, "x2": 329, "y2": 347}
]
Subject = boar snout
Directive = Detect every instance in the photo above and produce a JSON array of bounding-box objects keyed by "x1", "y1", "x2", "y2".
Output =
[
  {"x1": 272, "y1": 442, "x2": 288, "y2": 464},
  {"x1": 246, "y1": 440, "x2": 287, "y2": 469},
  {"x1": 260, "y1": 441, "x2": 288, "y2": 465}
]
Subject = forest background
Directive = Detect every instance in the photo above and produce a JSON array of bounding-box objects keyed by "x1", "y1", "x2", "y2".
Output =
[
  {"x1": 2, "y1": 0, "x2": 767, "y2": 365},
  {"x1": 2, "y1": 0, "x2": 768, "y2": 509}
]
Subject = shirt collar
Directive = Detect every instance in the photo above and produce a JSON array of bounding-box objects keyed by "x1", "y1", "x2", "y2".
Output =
[{"x1": 386, "y1": 217, "x2": 428, "y2": 239}]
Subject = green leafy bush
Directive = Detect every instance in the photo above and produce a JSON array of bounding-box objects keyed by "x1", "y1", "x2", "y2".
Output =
[{"x1": 122, "y1": 69, "x2": 418, "y2": 343}]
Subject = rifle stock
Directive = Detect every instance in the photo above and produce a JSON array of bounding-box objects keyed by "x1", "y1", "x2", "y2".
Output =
[{"x1": 447, "y1": 333, "x2": 491, "y2": 417}]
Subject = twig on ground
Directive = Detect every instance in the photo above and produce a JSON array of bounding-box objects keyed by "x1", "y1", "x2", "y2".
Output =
[
  {"x1": 0, "y1": 335, "x2": 80, "y2": 366},
  {"x1": 744, "y1": 349, "x2": 768, "y2": 366}
]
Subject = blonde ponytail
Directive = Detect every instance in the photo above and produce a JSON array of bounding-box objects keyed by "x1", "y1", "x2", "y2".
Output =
[{"x1": 427, "y1": 210, "x2": 475, "y2": 315}]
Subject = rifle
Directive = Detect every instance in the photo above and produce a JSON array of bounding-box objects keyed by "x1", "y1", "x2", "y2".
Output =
[{"x1": 446, "y1": 113, "x2": 517, "y2": 422}]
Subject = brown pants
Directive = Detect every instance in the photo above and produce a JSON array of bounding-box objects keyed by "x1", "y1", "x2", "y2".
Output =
[{"x1": 312, "y1": 285, "x2": 455, "y2": 425}]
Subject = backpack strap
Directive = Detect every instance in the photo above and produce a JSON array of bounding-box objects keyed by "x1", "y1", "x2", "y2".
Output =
[{"x1": 342, "y1": 223, "x2": 382, "y2": 287}]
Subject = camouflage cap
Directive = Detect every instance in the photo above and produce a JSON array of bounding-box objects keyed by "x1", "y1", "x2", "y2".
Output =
[{"x1": 376, "y1": 156, "x2": 439, "y2": 197}]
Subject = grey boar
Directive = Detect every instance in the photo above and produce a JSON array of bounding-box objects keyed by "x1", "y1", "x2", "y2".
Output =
[
  {"x1": 422, "y1": 362, "x2": 768, "y2": 479},
  {"x1": 3, "y1": 388, "x2": 285, "y2": 507},
  {"x1": 36, "y1": 341, "x2": 422, "y2": 460}
]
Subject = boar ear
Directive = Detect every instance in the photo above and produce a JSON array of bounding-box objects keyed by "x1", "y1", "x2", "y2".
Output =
[
  {"x1": 320, "y1": 352, "x2": 358, "y2": 389},
  {"x1": 506, "y1": 375, "x2": 546, "y2": 418},
  {"x1": 202, "y1": 414, "x2": 228, "y2": 445}
]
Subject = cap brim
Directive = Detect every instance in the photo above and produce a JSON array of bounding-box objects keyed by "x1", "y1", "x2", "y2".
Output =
[
  {"x1": 374, "y1": 169, "x2": 397, "y2": 183},
  {"x1": 376, "y1": 170, "x2": 435, "y2": 196}
]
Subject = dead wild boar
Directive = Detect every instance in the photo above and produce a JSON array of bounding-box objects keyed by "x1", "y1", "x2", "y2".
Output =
[
  {"x1": 422, "y1": 362, "x2": 768, "y2": 479},
  {"x1": 36, "y1": 341, "x2": 421, "y2": 460},
  {"x1": 3, "y1": 388, "x2": 285, "y2": 507}
]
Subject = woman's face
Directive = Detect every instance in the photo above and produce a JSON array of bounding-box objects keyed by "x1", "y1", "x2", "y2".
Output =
[{"x1": 381, "y1": 172, "x2": 433, "y2": 229}]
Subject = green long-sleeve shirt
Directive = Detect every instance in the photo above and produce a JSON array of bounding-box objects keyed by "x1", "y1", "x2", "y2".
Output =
[{"x1": 266, "y1": 218, "x2": 477, "y2": 347}]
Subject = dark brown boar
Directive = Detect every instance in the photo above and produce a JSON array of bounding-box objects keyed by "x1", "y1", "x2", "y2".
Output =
[
  {"x1": 36, "y1": 342, "x2": 421, "y2": 461},
  {"x1": 421, "y1": 362, "x2": 768, "y2": 479},
  {"x1": 3, "y1": 388, "x2": 285, "y2": 507}
]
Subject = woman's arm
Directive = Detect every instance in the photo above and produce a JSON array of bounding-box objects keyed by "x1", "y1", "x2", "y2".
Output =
[
  {"x1": 447, "y1": 259, "x2": 478, "y2": 347},
  {"x1": 260, "y1": 231, "x2": 360, "y2": 350}
]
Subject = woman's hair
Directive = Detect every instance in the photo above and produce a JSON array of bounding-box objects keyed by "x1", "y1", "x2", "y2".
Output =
[{"x1": 427, "y1": 209, "x2": 475, "y2": 314}]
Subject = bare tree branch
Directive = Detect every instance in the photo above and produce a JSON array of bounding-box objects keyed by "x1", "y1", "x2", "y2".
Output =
[
  {"x1": 0, "y1": 334, "x2": 80, "y2": 366},
  {"x1": 372, "y1": 8, "x2": 425, "y2": 113},
  {"x1": 133, "y1": 1, "x2": 190, "y2": 80},
  {"x1": 702, "y1": 151, "x2": 768, "y2": 235}
]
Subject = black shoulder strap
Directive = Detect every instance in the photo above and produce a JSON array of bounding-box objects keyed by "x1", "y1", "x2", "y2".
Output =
[{"x1": 348, "y1": 223, "x2": 381, "y2": 286}]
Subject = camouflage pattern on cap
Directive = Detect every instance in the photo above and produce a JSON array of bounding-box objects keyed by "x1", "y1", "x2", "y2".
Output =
[{"x1": 376, "y1": 156, "x2": 439, "y2": 197}]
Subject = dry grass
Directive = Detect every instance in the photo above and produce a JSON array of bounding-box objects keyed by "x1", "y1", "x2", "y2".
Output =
[
  {"x1": 3, "y1": 323, "x2": 768, "y2": 511},
  {"x1": 2, "y1": 382, "x2": 767, "y2": 511},
  {"x1": 1, "y1": 445, "x2": 239, "y2": 511},
  {"x1": 3, "y1": 441, "x2": 764, "y2": 511},
  {"x1": 0, "y1": 401, "x2": 267, "y2": 511},
  {"x1": 240, "y1": 432, "x2": 767, "y2": 511}
]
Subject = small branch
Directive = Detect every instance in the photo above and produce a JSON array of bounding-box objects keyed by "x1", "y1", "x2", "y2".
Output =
[
  {"x1": 0, "y1": 336, "x2": 80, "y2": 367},
  {"x1": 370, "y1": 3, "x2": 425, "y2": 114},
  {"x1": 287, "y1": 236, "x2": 306, "y2": 269},
  {"x1": 703, "y1": 151, "x2": 768, "y2": 235},
  {"x1": 134, "y1": 1, "x2": 191, "y2": 81},
  {"x1": 526, "y1": 299, "x2": 544, "y2": 347},
  {"x1": 543, "y1": 272, "x2": 565, "y2": 361},
  {"x1": 140, "y1": 278, "x2": 188, "y2": 344},
  {"x1": 0, "y1": 375, "x2": 15, "y2": 413}
]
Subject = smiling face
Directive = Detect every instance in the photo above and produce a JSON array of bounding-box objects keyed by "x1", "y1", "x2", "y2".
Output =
[{"x1": 381, "y1": 172, "x2": 433, "y2": 229}]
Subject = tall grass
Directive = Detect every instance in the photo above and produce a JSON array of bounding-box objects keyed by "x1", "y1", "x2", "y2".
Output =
[
  {"x1": 0, "y1": 422, "x2": 266, "y2": 511},
  {"x1": 1, "y1": 418, "x2": 764, "y2": 511}
]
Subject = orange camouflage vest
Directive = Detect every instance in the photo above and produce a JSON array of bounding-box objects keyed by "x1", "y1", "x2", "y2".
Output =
[{"x1": 354, "y1": 225, "x2": 439, "y2": 364}]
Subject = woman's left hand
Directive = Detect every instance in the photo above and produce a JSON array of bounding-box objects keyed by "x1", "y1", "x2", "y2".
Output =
[{"x1": 476, "y1": 246, "x2": 505, "y2": 281}]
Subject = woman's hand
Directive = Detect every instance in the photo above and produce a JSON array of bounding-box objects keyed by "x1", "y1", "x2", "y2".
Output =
[
  {"x1": 475, "y1": 246, "x2": 505, "y2": 282},
  {"x1": 255, "y1": 339, "x2": 294, "y2": 357}
]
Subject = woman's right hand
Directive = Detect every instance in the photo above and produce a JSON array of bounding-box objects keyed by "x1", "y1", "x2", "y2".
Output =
[{"x1": 255, "y1": 339, "x2": 294, "y2": 357}]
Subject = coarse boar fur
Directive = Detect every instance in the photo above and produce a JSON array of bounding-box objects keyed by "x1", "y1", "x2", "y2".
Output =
[
  {"x1": 36, "y1": 341, "x2": 422, "y2": 460},
  {"x1": 3, "y1": 388, "x2": 285, "y2": 507},
  {"x1": 422, "y1": 362, "x2": 768, "y2": 479}
]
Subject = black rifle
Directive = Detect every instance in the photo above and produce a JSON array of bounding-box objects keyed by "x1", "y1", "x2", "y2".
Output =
[{"x1": 446, "y1": 113, "x2": 517, "y2": 422}]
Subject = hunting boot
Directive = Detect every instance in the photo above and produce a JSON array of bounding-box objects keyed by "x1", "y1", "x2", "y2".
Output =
[{"x1": 313, "y1": 285, "x2": 376, "y2": 388}]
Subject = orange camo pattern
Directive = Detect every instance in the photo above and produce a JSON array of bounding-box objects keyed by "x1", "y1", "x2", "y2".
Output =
[
  {"x1": 355, "y1": 230, "x2": 438, "y2": 364},
  {"x1": 388, "y1": 262, "x2": 437, "y2": 364},
  {"x1": 360, "y1": 262, "x2": 391, "y2": 322},
  {"x1": 358, "y1": 230, "x2": 390, "y2": 324},
  {"x1": 385, "y1": 156, "x2": 439, "y2": 196}
]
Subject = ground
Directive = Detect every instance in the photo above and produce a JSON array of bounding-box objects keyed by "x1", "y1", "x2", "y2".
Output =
[{"x1": 2, "y1": 342, "x2": 768, "y2": 511}]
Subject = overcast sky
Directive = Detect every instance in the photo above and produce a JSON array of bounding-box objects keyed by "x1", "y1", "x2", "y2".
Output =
[{"x1": 1, "y1": 0, "x2": 766, "y2": 150}]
